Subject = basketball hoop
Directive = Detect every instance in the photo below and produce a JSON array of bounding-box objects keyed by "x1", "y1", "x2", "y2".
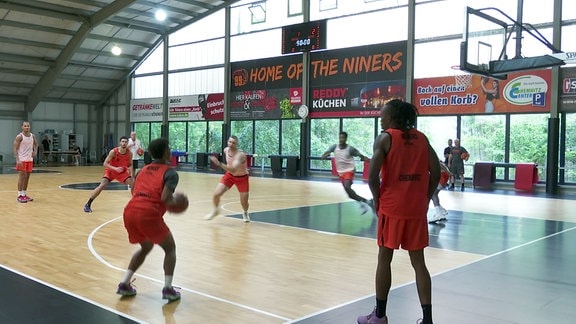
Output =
[{"x1": 451, "y1": 65, "x2": 473, "y2": 88}]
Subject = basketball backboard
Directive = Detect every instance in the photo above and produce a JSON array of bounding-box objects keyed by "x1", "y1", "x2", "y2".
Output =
[{"x1": 460, "y1": 6, "x2": 566, "y2": 78}]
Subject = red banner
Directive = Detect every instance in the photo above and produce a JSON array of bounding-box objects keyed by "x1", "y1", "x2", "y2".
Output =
[{"x1": 414, "y1": 69, "x2": 551, "y2": 115}]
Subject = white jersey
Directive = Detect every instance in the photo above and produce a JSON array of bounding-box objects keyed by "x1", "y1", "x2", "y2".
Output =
[
  {"x1": 17, "y1": 132, "x2": 35, "y2": 162},
  {"x1": 332, "y1": 145, "x2": 360, "y2": 174},
  {"x1": 128, "y1": 138, "x2": 142, "y2": 160}
]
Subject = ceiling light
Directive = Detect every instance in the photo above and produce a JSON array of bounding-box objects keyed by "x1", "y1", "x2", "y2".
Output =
[
  {"x1": 111, "y1": 45, "x2": 122, "y2": 56},
  {"x1": 155, "y1": 9, "x2": 167, "y2": 21}
]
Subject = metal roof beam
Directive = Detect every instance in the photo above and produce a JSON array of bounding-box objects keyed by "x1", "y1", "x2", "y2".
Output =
[
  {"x1": 0, "y1": 53, "x2": 54, "y2": 66},
  {"x1": 26, "y1": 0, "x2": 138, "y2": 111},
  {"x1": 68, "y1": 61, "x2": 132, "y2": 71},
  {"x1": 0, "y1": 1, "x2": 88, "y2": 23},
  {"x1": 176, "y1": 0, "x2": 216, "y2": 10}
]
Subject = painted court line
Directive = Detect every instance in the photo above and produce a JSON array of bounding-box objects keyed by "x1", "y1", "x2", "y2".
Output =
[{"x1": 87, "y1": 217, "x2": 291, "y2": 322}]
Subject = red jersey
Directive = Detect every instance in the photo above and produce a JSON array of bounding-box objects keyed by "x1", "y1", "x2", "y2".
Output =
[
  {"x1": 111, "y1": 147, "x2": 132, "y2": 168},
  {"x1": 378, "y1": 128, "x2": 430, "y2": 220},
  {"x1": 125, "y1": 163, "x2": 171, "y2": 216}
]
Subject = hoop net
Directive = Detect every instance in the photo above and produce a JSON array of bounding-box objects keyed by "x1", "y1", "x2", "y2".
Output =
[{"x1": 451, "y1": 66, "x2": 473, "y2": 88}]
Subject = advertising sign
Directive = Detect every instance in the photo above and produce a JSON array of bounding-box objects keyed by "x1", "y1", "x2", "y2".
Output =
[
  {"x1": 560, "y1": 66, "x2": 576, "y2": 112},
  {"x1": 414, "y1": 69, "x2": 551, "y2": 115},
  {"x1": 309, "y1": 41, "x2": 407, "y2": 118},
  {"x1": 130, "y1": 94, "x2": 224, "y2": 122}
]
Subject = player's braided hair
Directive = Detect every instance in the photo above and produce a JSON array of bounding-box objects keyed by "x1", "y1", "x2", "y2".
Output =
[{"x1": 386, "y1": 99, "x2": 418, "y2": 130}]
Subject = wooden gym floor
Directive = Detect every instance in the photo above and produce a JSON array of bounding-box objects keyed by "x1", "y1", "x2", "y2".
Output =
[{"x1": 0, "y1": 165, "x2": 575, "y2": 323}]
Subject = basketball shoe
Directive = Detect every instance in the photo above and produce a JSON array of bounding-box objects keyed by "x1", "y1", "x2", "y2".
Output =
[
  {"x1": 24, "y1": 195, "x2": 34, "y2": 202},
  {"x1": 162, "y1": 286, "x2": 181, "y2": 301},
  {"x1": 116, "y1": 281, "x2": 137, "y2": 297},
  {"x1": 440, "y1": 206, "x2": 449, "y2": 215},
  {"x1": 204, "y1": 207, "x2": 220, "y2": 220},
  {"x1": 84, "y1": 205, "x2": 93, "y2": 213},
  {"x1": 242, "y1": 211, "x2": 251, "y2": 223},
  {"x1": 357, "y1": 308, "x2": 388, "y2": 324},
  {"x1": 17, "y1": 196, "x2": 27, "y2": 203}
]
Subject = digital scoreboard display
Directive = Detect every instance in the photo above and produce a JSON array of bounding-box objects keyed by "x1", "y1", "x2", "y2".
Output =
[{"x1": 281, "y1": 20, "x2": 327, "y2": 54}]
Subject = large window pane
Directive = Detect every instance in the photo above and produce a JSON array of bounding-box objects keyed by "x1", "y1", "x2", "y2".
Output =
[
  {"x1": 417, "y1": 116, "x2": 457, "y2": 161},
  {"x1": 187, "y1": 122, "x2": 208, "y2": 154},
  {"x1": 255, "y1": 120, "x2": 280, "y2": 167},
  {"x1": 169, "y1": 122, "x2": 187, "y2": 151},
  {"x1": 310, "y1": 118, "x2": 339, "y2": 170},
  {"x1": 231, "y1": 120, "x2": 254, "y2": 154},
  {"x1": 150, "y1": 123, "x2": 162, "y2": 142},
  {"x1": 564, "y1": 113, "x2": 576, "y2": 184},
  {"x1": 342, "y1": 118, "x2": 375, "y2": 173},
  {"x1": 208, "y1": 121, "x2": 223, "y2": 153},
  {"x1": 134, "y1": 123, "x2": 150, "y2": 150},
  {"x1": 281, "y1": 120, "x2": 301, "y2": 155},
  {"x1": 461, "y1": 115, "x2": 506, "y2": 178},
  {"x1": 509, "y1": 114, "x2": 548, "y2": 182}
]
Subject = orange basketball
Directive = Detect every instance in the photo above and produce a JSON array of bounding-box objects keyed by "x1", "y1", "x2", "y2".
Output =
[
  {"x1": 137, "y1": 148, "x2": 144, "y2": 156},
  {"x1": 461, "y1": 152, "x2": 470, "y2": 161},
  {"x1": 166, "y1": 192, "x2": 189, "y2": 214}
]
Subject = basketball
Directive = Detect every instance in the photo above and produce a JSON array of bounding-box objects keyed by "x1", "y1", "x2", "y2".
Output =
[
  {"x1": 461, "y1": 152, "x2": 470, "y2": 161},
  {"x1": 166, "y1": 192, "x2": 189, "y2": 214},
  {"x1": 137, "y1": 148, "x2": 144, "y2": 156}
]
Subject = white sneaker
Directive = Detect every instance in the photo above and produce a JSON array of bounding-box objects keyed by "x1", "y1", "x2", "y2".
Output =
[
  {"x1": 204, "y1": 208, "x2": 220, "y2": 220},
  {"x1": 242, "y1": 212, "x2": 251, "y2": 223},
  {"x1": 428, "y1": 213, "x2": 446, "y2": 224},
  {"x1": 440, "y1": 207, "x2": 449, "y2": 215}
]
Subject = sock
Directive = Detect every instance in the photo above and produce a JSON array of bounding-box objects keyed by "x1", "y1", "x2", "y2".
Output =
[
  {"x1": 422, "y1": 304, "x2": 432, "y2": 324},
  {"x1": 22, "y1": 191, "x2": 27, "y2": 196},
  {"x1": 86, "y1": 198, "x2": 94, "y2": 207},
  {"x1": 121, "y1": 270, "x2": 134, "y2": 284},
  {"x1": 165, "y1": 275, "x2": 173, "y2": 288},
  {"x1": 375, "y1": 298, "x2": 387, "y2": 318},
  {"x1": 18, "y1": 191, "x2": 23, "y2": 196}
]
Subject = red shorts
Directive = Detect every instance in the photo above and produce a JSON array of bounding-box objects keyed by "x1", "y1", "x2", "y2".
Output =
[
  {"x1": 104, "y1": 168, "x2": 131, "y2": 183},
  {"x1": 439, "y1": 172, "x2": 450, "y2": 187},
  {"x1": 16, "y1": 161, "x2": 34, "y2": 173},
  {"x1": 377, "y1": 215, "x2": 429, "y2": 250},
  {"x1": 123, "y1": 207, "x2": 170, "y2": 244},
  {"x1": 220, "y1": 172, "x2": 249, "y2": 192},
  {"x1": 338, "y1": 171, "x2": 355, "y2": 183}
]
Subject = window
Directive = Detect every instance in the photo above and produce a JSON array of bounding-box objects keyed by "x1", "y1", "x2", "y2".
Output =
[
  {"x1": 288, "y1": 0, "x2": 302, "y2": 17},
  {"x1": 249, "y1": 1, "x2": 266, "y2": 24},
  {"x1": 134, "y1": 123, "x2": 151, "y2": 149},
  {"x1": 231, "y1": 120, "x2": 254, "y2": 154},
  {"x1": 563, "y1": 113, "x2": 576, "y2": 184},
  {"x1": 460, "y1": 115, "x2": 506, "y2": 178},
  {"x1": 255, "y1": 120, "x2": 280, "y2": 166},
  {"x1": 281, "y1": 119, "x2": 301, "y2": 155},
  {"x1": 208, "y1": 121, "x2": 224, "y2": 153},
  {"x1": 169, "y1": 122, "x2": 187, "y2": 151},
  {"x1": 417, "y1": 116, "x2": 458, "y2": 161},
  {"x1": 310, "y1": 118, "x2": 339, "y2": 170},
  {"x1": 319, "y1": 0, "x2": 337, "y2": 11},
  {"x1": 187, "y1": 121, "x2": 208, "y2": 153},
  {"x1": 509, "y1": 114, "x2": 548, "y2": 182}
]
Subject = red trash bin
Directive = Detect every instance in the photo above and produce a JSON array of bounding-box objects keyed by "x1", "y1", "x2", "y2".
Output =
[
  {"x1": 362, "y1": 160, "x2": 370, "y2": 181},
  {"x1": 514, "y1": 163, "x2": 538, "y2": 191}
]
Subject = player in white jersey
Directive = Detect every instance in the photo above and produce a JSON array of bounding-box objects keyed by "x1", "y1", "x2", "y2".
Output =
[
  {"x1": 322, "y1": 131, "x2": 373, "y2": 214},
  {"x1": 13, "y1": 121, "x2": 38, "y2": 203},
  {"x1": 205, "y1": 135, "x2": 251, "y2": 223}
]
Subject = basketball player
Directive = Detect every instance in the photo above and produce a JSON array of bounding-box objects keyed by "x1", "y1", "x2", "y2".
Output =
[
  {"x1": 13, "y1": 121, "x2": 38, "y2": 203},
  {"x1": 358, "y1": 99, "x2": 440, "y2": 324},
  {"x1": 127, "y1": 131, "x2": 142, "y2": 177},
  {"x1": 204, "y1": 135, "x2": 250, "y2": 222},
  {"x1": 448, "y1": 138, "x2": 469, "y2": 191},
  {"x1": 429, "y1": 161, "x2": 451, "y2": 223},
  {"x1": 117, "y1": 137, "x2": 181, "y2": 301},
  {"x1": 322, "y1": 131, "x2": 373, "y2": 214},
  {"x1": 83, "y1": 136, "x2": 134, "y2": 213}
]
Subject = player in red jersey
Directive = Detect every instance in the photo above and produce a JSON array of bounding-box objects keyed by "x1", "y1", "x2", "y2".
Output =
[
  {"x1": 116, "y1": 137, "x2": 181, "y2": 301},
  {"x1": 358, "y1": 100, "x2": 440, "y2": 324},
  {"x1": 83, "y1": 136, "x2": 134, "y2": 213}
]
